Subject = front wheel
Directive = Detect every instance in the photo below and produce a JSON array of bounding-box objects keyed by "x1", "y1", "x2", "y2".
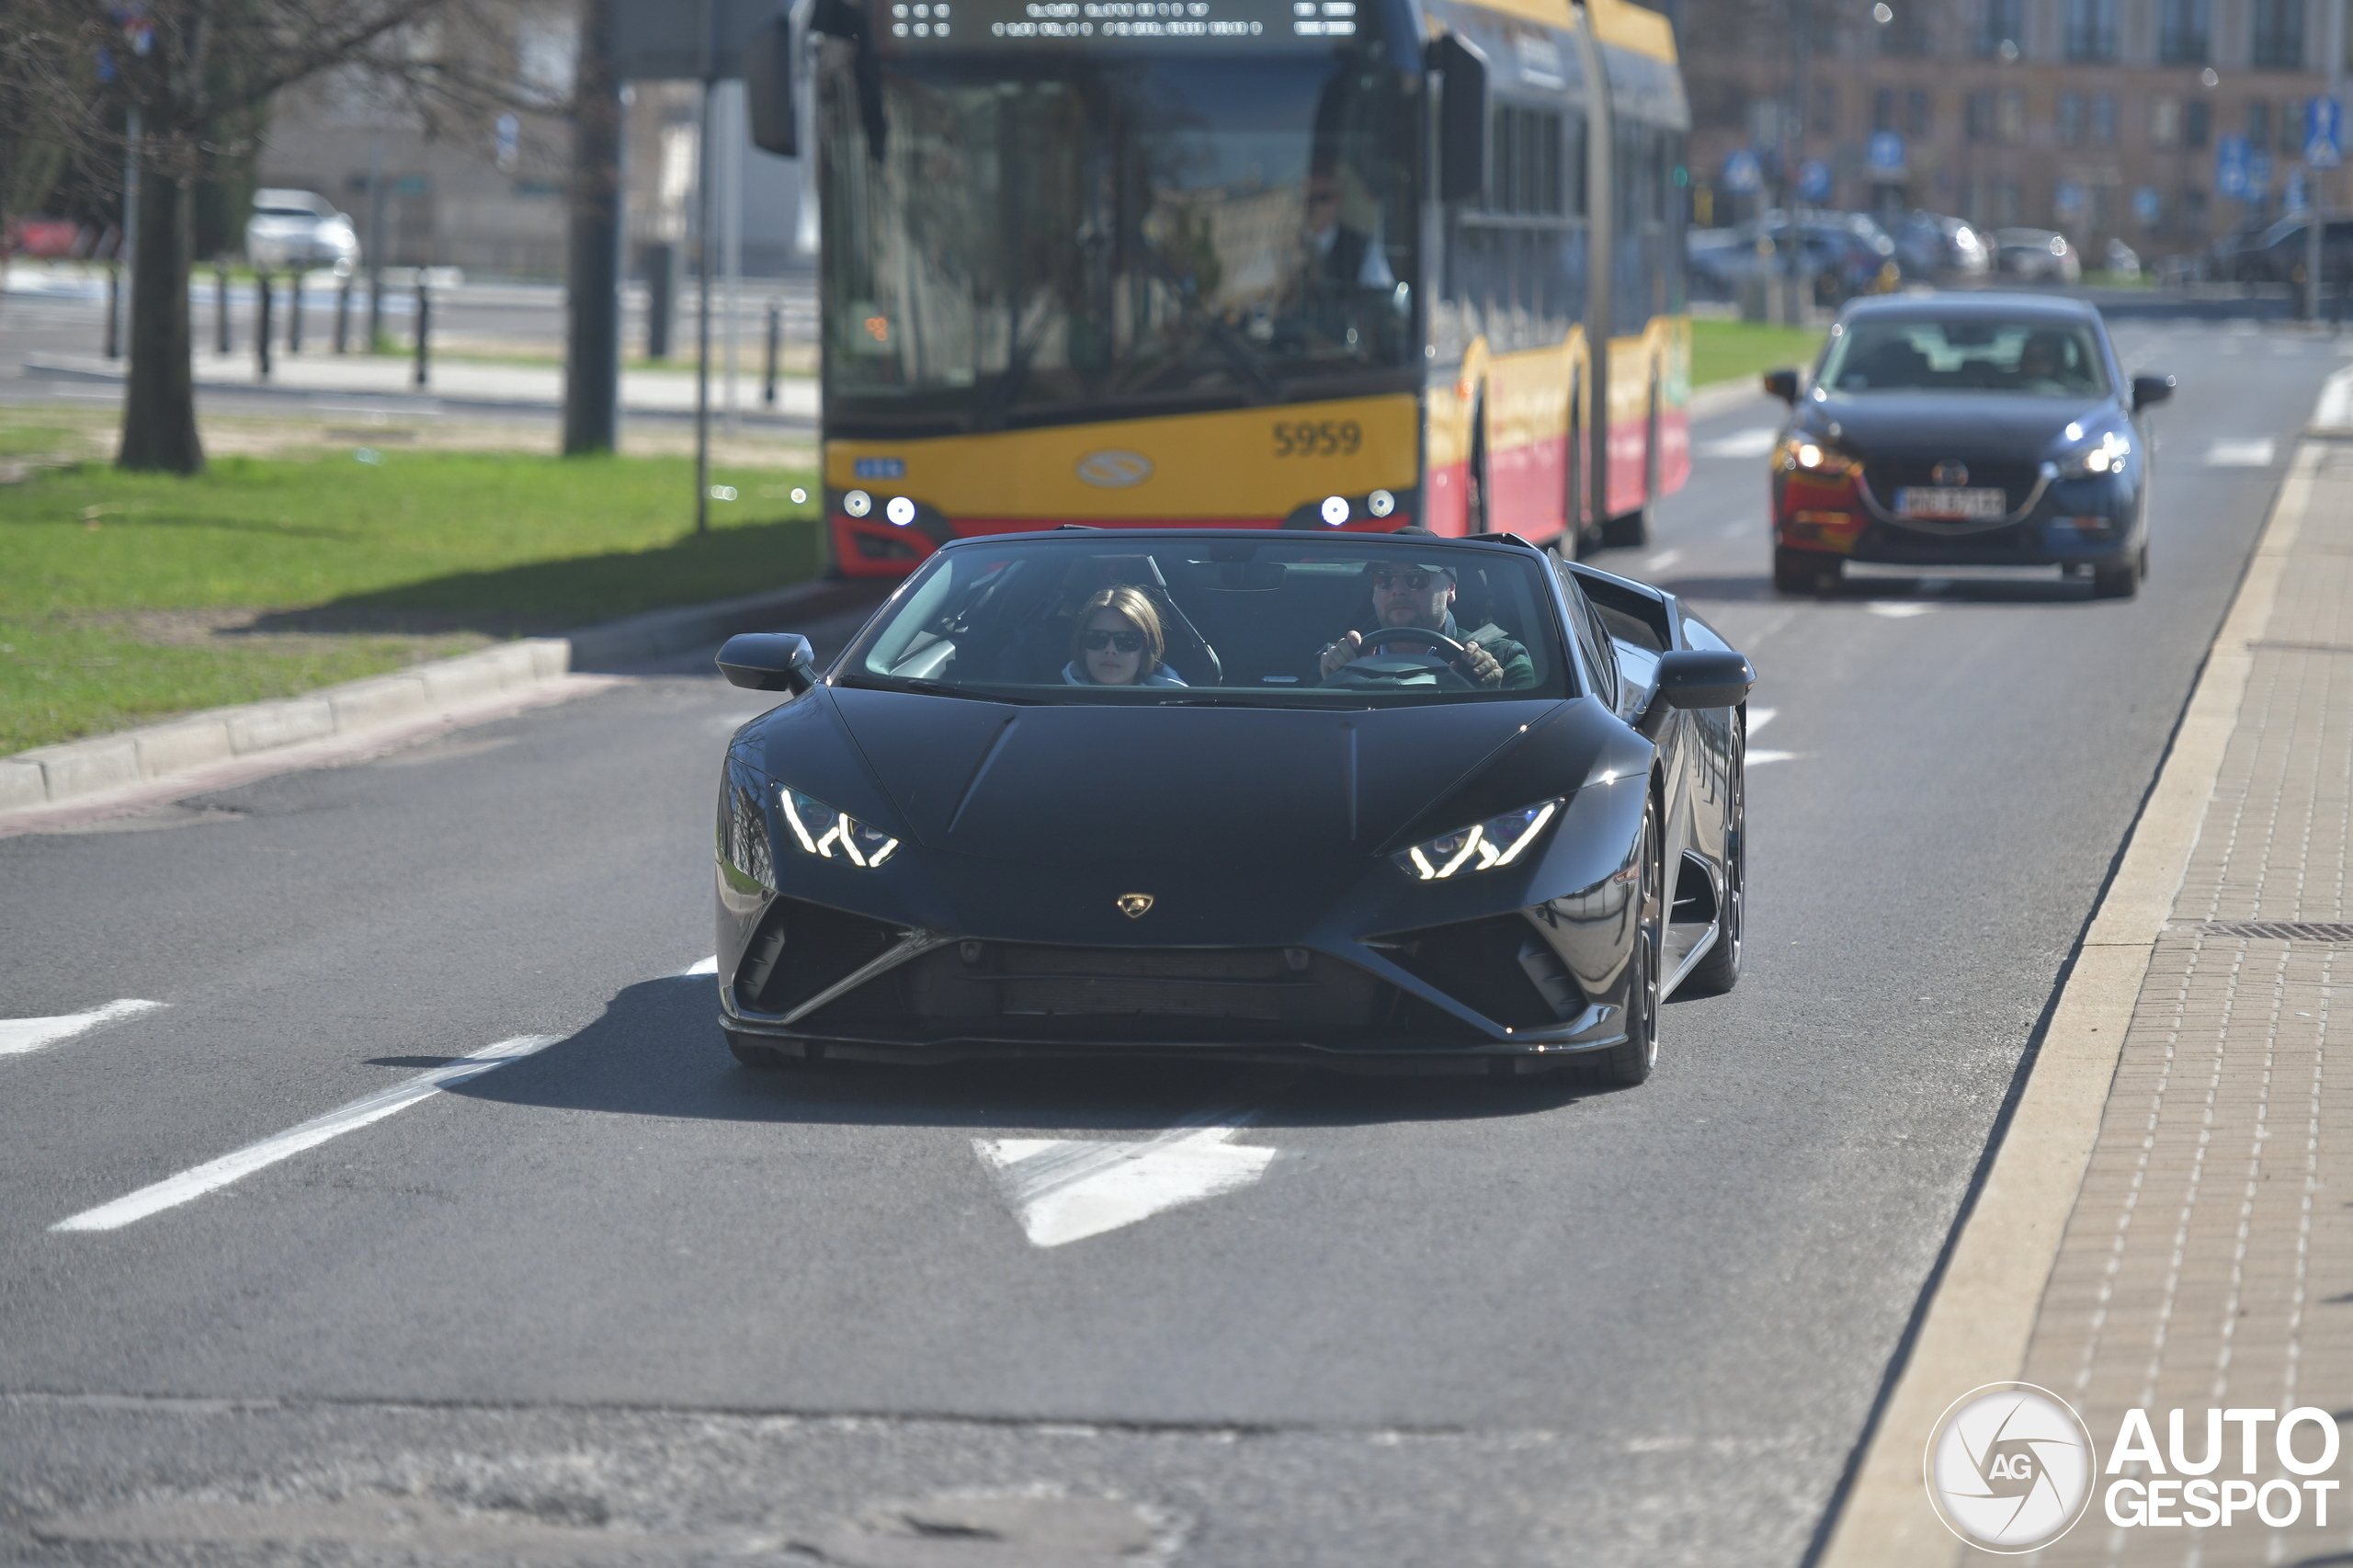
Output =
[
  {"x1": 1586, "y1": 796, "x2": 1664, "y2": 1087},
  {"x1": 2089, "y1": 551, "x2": 2142, "y2": 599},
  {"x1": 1682, "y1": 710, "x2": 1745, "y2": 996}
]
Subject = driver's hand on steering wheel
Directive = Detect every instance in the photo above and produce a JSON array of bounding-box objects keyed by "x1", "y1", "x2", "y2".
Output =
[{"x1": 1318, "y1": 630, "x2": 1505, "y2": 687}]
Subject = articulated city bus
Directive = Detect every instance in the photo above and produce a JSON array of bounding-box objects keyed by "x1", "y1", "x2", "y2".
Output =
[{"x1": 801, "y1": 0, "x2": 1689, "y2": 574}]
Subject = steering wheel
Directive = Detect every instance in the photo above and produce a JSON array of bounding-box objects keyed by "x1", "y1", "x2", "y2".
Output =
[{"x1": 1324, "y1": 625, "x2": 1479, "y2": 691}]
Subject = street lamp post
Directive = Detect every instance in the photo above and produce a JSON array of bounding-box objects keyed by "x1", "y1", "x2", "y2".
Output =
[{"x1": 2307, "y1": 0, "x2": 2347, "y2": 323}]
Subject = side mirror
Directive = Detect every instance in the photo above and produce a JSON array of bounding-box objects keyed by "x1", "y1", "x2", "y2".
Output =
[
  {"x1": 2131, "y1": 373, "x2": 2175, "y2": 412},
  {"x1": 1645, "y1": 650, "x2": 1756, "y2": 723},
  {"x1": 745, "y1": 15, "x2": 795, "y2": 157},
  {"x1": 1762, "y1": 368, "x2": 1801, "y2": 404},
  {"x1": 717, "y1": 632, "x2": 816, "y2": 693},
  {"x1": 1427, "y1": 33, "x2": 1490, "y2": 205}
]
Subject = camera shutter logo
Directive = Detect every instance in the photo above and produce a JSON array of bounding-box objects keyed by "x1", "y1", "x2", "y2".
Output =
[
  {"x1": 1075, "y1": 450, "x2": 1154, "y2": 488},
  {"x1": 1924, "y1": 1383, "x2": 2095, "y2": 1552}
]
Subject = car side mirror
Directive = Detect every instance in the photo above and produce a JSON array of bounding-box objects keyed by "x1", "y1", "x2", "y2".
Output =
[
  {"x1": 1637, "y1": 650, "x2": 1755, "y2": 736},
  {"x1": 1427, "y1": 33, "x2": 1490, "y2": 205},
  {"x1": 1763, "y1": 368, "x2": 1801, "y2": 404},
  {"x1": 717, "y1": 632, "x2": 816, "y2": 693},
  {"x1": 2131, "y1": 373, "x2": 2175, "y2": 412}
]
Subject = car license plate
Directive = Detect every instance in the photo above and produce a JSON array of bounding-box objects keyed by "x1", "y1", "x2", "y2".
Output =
[{"x1": 1894, "y1": 486, "x2": 2008, "y2": 520}]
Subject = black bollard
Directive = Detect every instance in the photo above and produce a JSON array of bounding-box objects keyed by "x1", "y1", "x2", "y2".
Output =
[
  {"x1": 643, "y1": 243, "x2": 676, "y2": 359},
  {"x1": 414, "y1": 277, "x2": 429, "y2": 387},
  {"x1": 335, "y1": 273, "x2": 351, "y2": 353},
  {"x1": 104, "y1": 263, "x2": 120, "y2": 359},
  {"x1": 256, "y1": 272, "x2": 273, "y2": 379},
  {"x1": 288, "y1": 270, "x2": 303, "y2": 353},
  {"x1": 215, "y1": 261, "x2": 232, "y2": 354},
  {"x1": 764, "y1": 299, "x2": 780, "y2": 406}
]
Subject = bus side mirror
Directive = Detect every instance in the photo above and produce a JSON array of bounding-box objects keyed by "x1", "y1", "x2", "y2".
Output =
[
  {"x1": 1763, "y1": 368, "x2": 1800, "y2": 403},
  {"x1": 1427, "y1": 34, "x2": 1489, "y2": 205},
  {"x1": 745, "y1": 14, "x2": 796, "y2": 157}
]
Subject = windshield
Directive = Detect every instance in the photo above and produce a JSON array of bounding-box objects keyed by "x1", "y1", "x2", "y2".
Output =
[
  {"x1": 840, "y1": 537, "x2": 1572, "y2": 704},
  {"x1": 820, "y1": 47, "x2": 1420, "y2": 435},
  {"x1": 1817, "y1": 318, "x2": 2110, "y2": 397}
]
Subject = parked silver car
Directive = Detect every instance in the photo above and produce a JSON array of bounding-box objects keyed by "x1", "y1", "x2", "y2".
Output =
[
  {"x1": 244, "y1": 189, "x2": 359, "y2": 276},
  {"x1": 1993, "y1": 227, "x2": 2082, "y2": 282}
]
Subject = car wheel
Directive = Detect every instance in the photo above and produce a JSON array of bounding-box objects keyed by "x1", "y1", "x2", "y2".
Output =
[
  {"x1": 1773, "y1": 545, "x2": 1837, "y2": 595},
  {"x1": 1587, "y1": 795, "x2": 1663, "y2": 1087},
  {"x1": 1681, "y1": 710, "x2": 1745, "y2": 996},
  {"x1": 2090, "y1": 552, "x2": 2142, "y2": 599},
  {"x1": 725, "y1": 1028, "x2": 805, "y2": 1068}
]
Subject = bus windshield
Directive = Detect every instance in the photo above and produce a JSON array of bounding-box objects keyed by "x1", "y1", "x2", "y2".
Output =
[
  {"x1": 840, "y1": 536, "x2": 1572, "y2": 705},
  {"x1": 821, "y1": 45, "x2": 1420, "y2": 434}
]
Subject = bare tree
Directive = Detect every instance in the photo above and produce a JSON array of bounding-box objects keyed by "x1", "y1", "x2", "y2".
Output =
[{"x1": 1, "y1": 1, "x2": 574, "y2": 474}]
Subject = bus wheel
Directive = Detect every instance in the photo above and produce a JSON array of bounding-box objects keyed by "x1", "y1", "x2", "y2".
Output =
[{"x1": 1600, "y1": 392, "x2": 1659, "y2": 551}]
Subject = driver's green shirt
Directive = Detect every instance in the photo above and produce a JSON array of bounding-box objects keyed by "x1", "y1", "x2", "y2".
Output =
[{"x1": 1341, "y1": 612, "x2": 1537, "y2": 689}]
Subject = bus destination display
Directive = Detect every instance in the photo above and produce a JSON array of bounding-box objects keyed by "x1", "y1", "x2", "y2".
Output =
[{"x1": 881, "y1": 0, "x2": 1362, "y2": 46}]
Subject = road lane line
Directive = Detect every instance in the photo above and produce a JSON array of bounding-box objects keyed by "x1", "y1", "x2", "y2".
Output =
[
  {"x1": 0, "y1": 999, "x2": 165, "y2": 1058},
  {"x1": 1745, "y1": 749, "x2": 1798, "y2": 767},
  {"x1": 2206, "y1": 437, "x2": 2277, "y2": 467},
  {"x1": 1641, "y1": 548, "x2": 1684, "y2": 574},
  {"x1": 974, "y1": 1078, "x2": 1290, "y2": 1248},
  {"x1": 1697, "y1": 427, "x2": 1779, "y2": 459},
  {"x1": 51, "y1": 1034, "x2": 562, "y2": 1233},
  {"x1": 1747, "y1": 707, "x2": 1779, "y2": 733},
  {"x1": 1866, "y1": 601, "x2": 1937, "y2": 619},
  {"x1": 681, "y1": 955, "x2": 719, "y2": 975}
]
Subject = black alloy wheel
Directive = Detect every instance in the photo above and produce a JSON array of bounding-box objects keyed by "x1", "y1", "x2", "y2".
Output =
[
  {"x1": 1682, "y1": 708, "x2": 1745, "y2": 996},
  {"x1": 1588, "y1": 793, "x2": 1664, "y2": 1086}
]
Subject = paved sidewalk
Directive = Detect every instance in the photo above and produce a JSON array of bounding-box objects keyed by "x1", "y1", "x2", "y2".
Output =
[{"x1": 2017, "y1": 440, "x2": 2353, "y2": 1566}]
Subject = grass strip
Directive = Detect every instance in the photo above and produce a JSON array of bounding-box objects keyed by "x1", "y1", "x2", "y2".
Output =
[
  {"x1": 1690, "y1": 318, "x2": 1827, "y2": 392},
  {"x1": 2, "y1": 436, "x2": 820, "y2": 754}
]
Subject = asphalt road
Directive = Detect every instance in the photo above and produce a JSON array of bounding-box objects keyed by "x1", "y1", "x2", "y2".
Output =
[{"x1": 2, "y1": 314, "x2": 2347, "y2": 1567}]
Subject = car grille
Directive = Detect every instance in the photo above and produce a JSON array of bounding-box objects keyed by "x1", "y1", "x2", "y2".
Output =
[{"x1": 1859, "y1": 458, "x2": 2040, "y2": 517}]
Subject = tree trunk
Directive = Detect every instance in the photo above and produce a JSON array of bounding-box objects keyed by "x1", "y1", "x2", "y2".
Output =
[
  {"x1": 118, "y1": 165, "x2": 205, "y2": 474},
  {"x1": 562, "y1": 0, "x2": 624, "y2": 456}
]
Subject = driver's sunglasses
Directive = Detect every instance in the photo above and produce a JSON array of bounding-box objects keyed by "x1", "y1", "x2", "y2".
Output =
[
  {"x1": 1370, "y1": 569, "x2": 1442, "y2": 591},
  {"x1": 1080, "y1": 629, "x2": 1145, "y2": 653}
]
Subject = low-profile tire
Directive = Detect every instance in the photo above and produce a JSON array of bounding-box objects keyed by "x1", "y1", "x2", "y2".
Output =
[
  {"x1": 1774, "y1": 545, "x2": 1837, "y2": 595},
  {"x1": 1680, "y1": 710, "x2": 1745, "y2": 996},
  {"x1": 1586, "y1": 796, "x2": 1664, "y2": 1087},
  {"x1": 2090, "y1": 552, "x2": 2142, "y2": 599},
  {"x1": 725, "y1": 1029, "x2": 804, "y2": 1069}
]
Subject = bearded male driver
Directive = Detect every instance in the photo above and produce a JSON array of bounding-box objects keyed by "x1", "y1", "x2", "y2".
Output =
[{"x1": 1314, "y1": 536, "x2": 1537, "y2": 689}]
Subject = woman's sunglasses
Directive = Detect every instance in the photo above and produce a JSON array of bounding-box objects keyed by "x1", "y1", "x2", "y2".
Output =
[
  {"x1": 1370, "y1": 569, "x2": 1445, "y2": 591},
  {"x1": 1080, "y1": 629, "x2": 1146, "y2": 653}
]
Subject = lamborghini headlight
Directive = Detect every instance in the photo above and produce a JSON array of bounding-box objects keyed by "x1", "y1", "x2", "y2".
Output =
[
  {"x1": 779, "y1": 787, "x2": 901, "y2": 868},
  {"x1": 1392, "y1": 799, "x2": 1563, "y2": 881}
]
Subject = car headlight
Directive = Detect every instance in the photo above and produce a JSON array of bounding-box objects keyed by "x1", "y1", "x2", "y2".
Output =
[
  {"x1": 1779, "y1": 437, "x2": 1858, "y2": 476},
  {"x1": 779, "y1": 787, "x2": 901, "y2": 868},
  {"x1": 1393, "y1": 800, "x2": 1563, "y2": 881},
  {"x1": 2052, "y1": 427, "x2": 2131, "y2": 479}
]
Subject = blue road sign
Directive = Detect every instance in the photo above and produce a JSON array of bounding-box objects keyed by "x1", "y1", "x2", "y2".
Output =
[
  {"x1": 1723, "y1": 149, "x2": 1763, "y2": 194},
  {"x1": 1798, "y1": 159, "x2": 1832, "y2": 202},
  {"x1": 2248, "y1": 151, "x2": 2272, "y2": 194},
  {"x1": 2309, "y1": 97, "x2": 2343, "y2": 170},
  {"x1": 2216, "y1": 134, "x2": 2249, "y2": 198},
  {"x1": 1866, "y1": 131, "x2": 1905, "y2": 176}
]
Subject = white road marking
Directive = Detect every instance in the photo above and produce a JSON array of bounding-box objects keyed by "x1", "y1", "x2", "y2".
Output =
[
  {"x1": 2206, "y1": 438, "x2": 2277, "y2": 468},
  {"x1": 1866, "y1": 601, "x2": 1938, "y2": 619},
  {"x1": 1746, "y1": 706, "x2": 1779, "y2": 734},
  {"x1": 0, "y1": 999, "x2": 166, "y2": 1058},
  {"x1": 1698, "y1": 427, "x2": 1779, "y2": 460},
  {"x1": 51, "y1": 1034, "x2": 561, "y2": 1233},
  {"x1": 1721, "y1": 518, "x2": 1752, "y2": 539},
  {"x1": 2311, "y1": 365, "x2": 2353, "y2": 428},
  {"x1": 682, "y1": 955, "x2": 719, "y2": 975},
  {"x1": 1641, "y1": 548, "x2": 1684, "y2": 574},
  {"x1": 1745, "y1": 749, "x2": 1800, "y2": 766},
  {"x1": 975, "y1": 1088, "x2": 1285, "y2": 1248}
]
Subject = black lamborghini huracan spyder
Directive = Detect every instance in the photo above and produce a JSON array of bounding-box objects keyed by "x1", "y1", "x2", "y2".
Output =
[{"x1": 710, "y1": 529, "x2": 1752, "y2": 1086}]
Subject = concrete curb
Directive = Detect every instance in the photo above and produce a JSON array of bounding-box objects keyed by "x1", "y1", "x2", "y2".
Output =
[
  {"x1": 1813, "y1": 442, "x2": 2324, "y2": 1567},
  {"x1": 0, "y1": 575, "x2": 876, "y2": 820}
]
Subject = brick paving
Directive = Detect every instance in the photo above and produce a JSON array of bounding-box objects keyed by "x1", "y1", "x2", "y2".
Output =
[{"x1": 2021, "y1": 445, "x2": 2353, "y2": 1567}]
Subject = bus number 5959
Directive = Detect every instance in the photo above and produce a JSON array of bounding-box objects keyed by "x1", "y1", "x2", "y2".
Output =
[{"x1": 1273, "y1": 420, "x2": 1362, "y2": 457}]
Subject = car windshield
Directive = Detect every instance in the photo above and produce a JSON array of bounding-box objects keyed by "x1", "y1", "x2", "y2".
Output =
[
  {"x1": 819, "y1": 46, "x2": 1420, "y2": 436},
  {"x1": 1817, "y1": 318, "x2": 2109, "y2": 396},
  {"x1": 839, "y1": 536, "x2": 1571, "y2": 704}
]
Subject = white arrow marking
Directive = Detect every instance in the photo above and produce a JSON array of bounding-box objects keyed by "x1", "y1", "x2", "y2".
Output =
[
  {"x1": 1699, "y1": 426, "x2": 1779, "y2": 459},
  {"x1": 1747, "y1": 706, "x2": 1779, "y2": 734},
  {"x1": 975, "y1": 1086, "x2": 1285, "y2": 1248},
  {"x1": 1867, "y1": 601, "x2": 1938, "y2": 619},
  {"x1": 681, "y1": 954, "x2": 720, "y2": 976},
  {"x1": 1745, "y1": 749, "x2": 1800, "y2": 767},
  {"x1": 0, "y1": 999, "x2": 166, "y2": 1058},
  {"x1": 52, "y1": 1034, "x2": 561, "y2": 1233}
]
